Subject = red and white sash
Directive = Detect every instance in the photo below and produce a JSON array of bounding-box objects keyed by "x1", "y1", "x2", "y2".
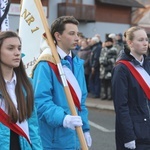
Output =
[
  {"x1": 48, "y1": 62, "x2": 82, "y2": 110},
  {"x1": 0, "y1": 99, "x2": 31, "y2": 144},
  {"x1": 118, "y1": 60, "x2": 150, "y2": 99},
  {"x1": 33, "y1": 36, "x2": 82, "y2": 111}
]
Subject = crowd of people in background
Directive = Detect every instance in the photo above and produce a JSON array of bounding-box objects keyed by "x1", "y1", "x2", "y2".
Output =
[{"x1": 75, "y1": 32, "x2": 125, "y2": 100}]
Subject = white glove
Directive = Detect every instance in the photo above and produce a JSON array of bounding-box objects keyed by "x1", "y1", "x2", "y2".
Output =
[
  {"x1": 124, "y1": 140, "x2": 136, "y2": 149},
  {"x1": 63, "y1": 115, "x2": 83, "y2": 130},
  {"x1": 84, "y1": 131, "x2": 92, "y2": 147}
]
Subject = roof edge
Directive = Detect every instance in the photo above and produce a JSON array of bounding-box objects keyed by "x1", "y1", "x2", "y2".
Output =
[{"x1": 97, "y1": 0, "x2": 145, "y2": 8}]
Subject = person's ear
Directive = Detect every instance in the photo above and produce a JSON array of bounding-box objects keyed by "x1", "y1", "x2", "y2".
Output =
[
  {"x1": 127, "y1": 40, "x2": 133, "y2": 48},
  {"x1": 54, "y1": 32, "x2": 61, "y2": 42}
]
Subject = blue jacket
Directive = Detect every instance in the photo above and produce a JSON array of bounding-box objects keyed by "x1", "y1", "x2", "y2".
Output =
[
  {"x1": 112, "y1": 49, "x2": 150, "y2": 149},
  {"x1": 0, "y1": 89, "x2": 43, "y2": 150},
  {"x1": 32, "y1": 55, "x2": 90, "y2": 150}
]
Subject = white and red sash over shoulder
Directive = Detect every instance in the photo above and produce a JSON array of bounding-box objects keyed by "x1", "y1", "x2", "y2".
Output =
[
  {"x1": 0, "y1": 74, "x2": 31, "y2": 144},
  {"x1": 118, "y1": 60, "x2": 150, "y2": 100}
]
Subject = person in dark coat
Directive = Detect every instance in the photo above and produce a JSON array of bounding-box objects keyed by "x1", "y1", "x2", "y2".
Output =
[
  {"x1": 112, "y1": 26, "x2": 150, "y2": 150},
  {"x1": 88, "y1": 36, "x2": 102, "y2": 98},
  {"x1": 78, "y1": 38, "x2": 91, "y2": 92}
]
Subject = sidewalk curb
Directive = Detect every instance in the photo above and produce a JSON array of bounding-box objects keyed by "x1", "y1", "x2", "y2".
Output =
[{"x1": 86, "y1": 102, "x2": 114, "y2": 111}]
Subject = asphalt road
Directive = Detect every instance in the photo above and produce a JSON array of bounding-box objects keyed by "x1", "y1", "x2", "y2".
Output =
[{"x1": 88, "y1": 107, "x2": 116, "y2": 150}]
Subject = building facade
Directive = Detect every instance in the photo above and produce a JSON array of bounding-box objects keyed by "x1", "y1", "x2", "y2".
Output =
[{"x1": 8, "y1": 0, "x2": 146, "y2": 41}]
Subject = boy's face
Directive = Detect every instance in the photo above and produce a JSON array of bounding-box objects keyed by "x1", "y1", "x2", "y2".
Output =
[{"x1": 56, "y1": 23, "x2": 79, "y2": 54}]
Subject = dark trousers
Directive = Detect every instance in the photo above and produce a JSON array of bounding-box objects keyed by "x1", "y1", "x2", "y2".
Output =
[
  {"x1": 85, "y1": 74, "x2": 89, "y2": 92},
  {"x1": 89, "y1": 70, "x2": 100, "y2": 97},
  {"x1": 101, "y1": 79, "x2": 112, "y2": 99}
]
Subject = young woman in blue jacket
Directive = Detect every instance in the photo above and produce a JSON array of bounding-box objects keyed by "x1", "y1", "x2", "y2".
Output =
[{"x1": 0, "y1": 31, "x2": 43, "y2": 150}]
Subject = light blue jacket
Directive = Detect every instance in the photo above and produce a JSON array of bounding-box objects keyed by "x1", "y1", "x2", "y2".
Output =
[
  {"x1": 0, "y1": 81, "x2": 43, "y2": 150},
  {"x1": 32, "y1": 56, "x2": 90, "y2": 150}
]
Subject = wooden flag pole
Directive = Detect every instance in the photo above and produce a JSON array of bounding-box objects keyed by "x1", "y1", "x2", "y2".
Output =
[{"x1": 34, "y1": 0, "x2": 88, "y2": 149}]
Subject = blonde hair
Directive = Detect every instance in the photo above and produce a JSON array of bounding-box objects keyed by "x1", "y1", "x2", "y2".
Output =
[{"x1": 124, "y1": 26, "x2": 145, "y2": 41}]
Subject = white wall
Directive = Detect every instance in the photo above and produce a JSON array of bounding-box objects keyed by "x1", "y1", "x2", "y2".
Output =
[
  {"x1": 79, "y1": 22, "x2": 130, "y2": 42},
  {"x1": 82, "y1": 0, "x2": 95, "y2": 5},
  {"x1": 48, "y1": 0, "x2": 61, "y2": 26},
  {"x1": 9, "y1": 15, "x2": 19, "y2": 32}
]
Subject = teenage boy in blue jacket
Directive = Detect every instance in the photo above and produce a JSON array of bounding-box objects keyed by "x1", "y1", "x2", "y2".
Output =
[{"x1": 32, "y1": 16, "x2": 92, "y2": 150}]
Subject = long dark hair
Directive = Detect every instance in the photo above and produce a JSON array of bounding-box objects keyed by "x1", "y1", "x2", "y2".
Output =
[{"x1": 0, "y1": 31, "x2": 34, "y2": 123}]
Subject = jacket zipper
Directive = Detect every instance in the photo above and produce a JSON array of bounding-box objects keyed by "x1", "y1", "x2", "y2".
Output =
[{"x1": 146, "y1": 99, "x2": 150, "y2": 119}]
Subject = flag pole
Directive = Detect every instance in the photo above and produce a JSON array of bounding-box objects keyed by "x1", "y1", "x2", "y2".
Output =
[{"x1": 34, "y1": 0, "x2": 88, "y2": 149}]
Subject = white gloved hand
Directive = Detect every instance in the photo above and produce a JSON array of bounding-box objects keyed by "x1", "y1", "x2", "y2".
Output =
[
  {"x1": 63, "y1": 115, "x2": 83, "y2": 130},
  {"x1": 84, "y1": 132, "x2": 92, "y2": 147},
  {"x1": 124, "y1": 140, "x2": 136, "y2": 149}
]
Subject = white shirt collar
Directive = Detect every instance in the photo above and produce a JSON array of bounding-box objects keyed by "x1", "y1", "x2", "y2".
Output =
[
  {"x1": 130, "y1": 52, "x2": 144, "y2": 66},
  {"x1": 5, "y1": 72, "x2": 17, "y2": 85},
  {"x1": 57, "y1": 46, "x2": 72, "y2": 59}
]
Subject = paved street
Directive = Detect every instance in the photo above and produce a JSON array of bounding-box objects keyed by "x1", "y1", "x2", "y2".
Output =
[
  {"x1": 88, "y1": 108, "x2": 116, "y2": 150},
  {"x1": 86, "y1": 97, "x2": 114, "y2": 111},
  {"x1": 86, "y1": 97, "x2": 116, "y2": 150}
]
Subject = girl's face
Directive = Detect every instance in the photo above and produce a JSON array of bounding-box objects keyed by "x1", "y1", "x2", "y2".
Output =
[
  {"x1": 0, "y1": 37, "x2": 21, "y2": 70},
  {"x1": 128, "y1": 29, "x2": 148, "y2": 58}
]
